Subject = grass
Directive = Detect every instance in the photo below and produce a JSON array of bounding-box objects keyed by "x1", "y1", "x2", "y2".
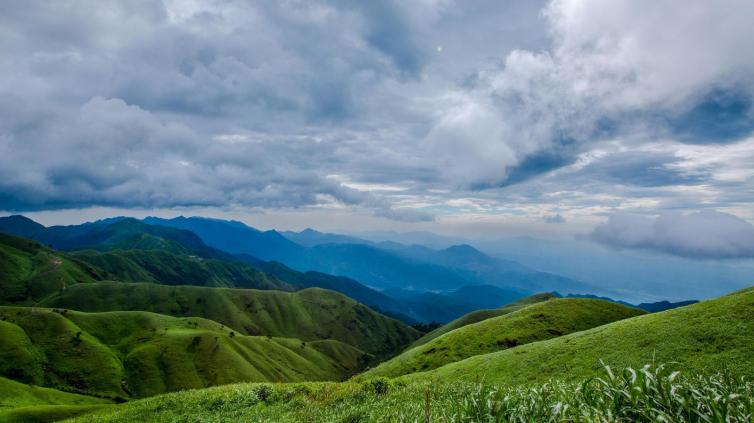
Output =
[
  {"x1": 409, "y1": 286, "x2": 754, "y2": 386},
  {"x1": 0, "y1": 306, "x2": 370, "y2": 400},
  {"x1": 0, "y1": 376, "x2": 111, "y2": 423},
  {"x1": 358, "y1": 297, "x2": 644, "y2": 379},
  {"x1": 39, "y1": 282, "x2": 420, "y2": 359},
  {"x1": 60, "y1": 364, "x2": 754, "y2": 422},
  {"x1": 408, "y1": 292, "x2": 558, "y2": 348}
]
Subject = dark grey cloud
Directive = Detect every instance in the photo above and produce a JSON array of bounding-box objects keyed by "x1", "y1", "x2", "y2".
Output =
[
  {"x1": 592, "y1": 211, "x2": 754, "y2": 259},
  {"x1": 579, "y1": 151, "x2": 708, "y2": 187}
]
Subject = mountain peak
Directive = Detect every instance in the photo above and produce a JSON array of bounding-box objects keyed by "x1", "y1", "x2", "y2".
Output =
[
  {"x1": 443, "y1": 244, "x2": 487, "y2": 257},
  {"x1": 0, "y1": 214, "x2": 47, "y2": 234}
]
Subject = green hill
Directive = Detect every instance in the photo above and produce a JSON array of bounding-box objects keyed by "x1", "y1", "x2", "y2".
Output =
[
  {"x1": 0, "y1": 233, "x2": 420, "y2": 359},
  {"x1": 0, "y1": 216, "x2": 218, "y2": 257},
  {"x1": 0, "y1": 306, "x2": 369, "y2": 400},
  {"x1": 0, "y1": 376, "x2": 110, "y2": 423},
  {"x1": 409, "y1": 286, "x2": 754, "y2": 385},
  {"x1": 409, "y1": 292, "x2": 557, "y2": 348},
  {"x1": 70, "y1": 249, "x2": 291, "y2": 291},
  {"x1": 359, "y1": 297, "x2": 644, "y2": 379},
  {"x1": 0, "y1": 233, "x2": 106, "y2": 304},
  {"x1": 38, "y1": 282, "x2": 420, "y2": 359}
]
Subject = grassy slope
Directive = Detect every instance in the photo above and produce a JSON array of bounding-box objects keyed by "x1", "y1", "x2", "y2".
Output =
[
  {"x1": 0, "y1": 306, "x2": 369, "y2": 400},
  {"x1": 359, "y1": 298, "x2": 644, "y2": 379},
  {"x1": 0, "y1": 377, "x2": 110, "y2": 423},
  {"x1": 39, "y1": 282, "x2": 420, "y2": 359},
  {"x1": 70, "y1": 249, "x2": 290, "y2": 291},
  {"x1": 63, "y1": 365, "x2": 754, "y2": 423},
  {"x1": 411, "y1": 286, "x2": 754, "y2": 386},
  {"x1": 0, "y1": 233, "x2": 104, "y2": 305},
  {"x1": 409, "y1": 292, "x2": 557, "y2": 348}
]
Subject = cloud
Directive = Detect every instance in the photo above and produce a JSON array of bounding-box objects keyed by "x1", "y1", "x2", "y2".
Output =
[
  {"x1": 0, "y1": 96, "x2": 429, "y2": 221},
  {"x1": 544, "y1": 214, "x2": 566, "y2": 224},
  {"x1": 1, "y1": 0, "x2": 753, "y2": 230},
  {"x1": 592, "y1": 211, "x2": 754, "y2": 259},
  {"x1": 429, "y1": 0, "x2": 754, "y2": 188}
]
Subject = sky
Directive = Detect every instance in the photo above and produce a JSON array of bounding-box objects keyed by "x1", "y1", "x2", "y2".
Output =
[{"x1": 2, "y1": 0, "x2": 754, "y2": 262}]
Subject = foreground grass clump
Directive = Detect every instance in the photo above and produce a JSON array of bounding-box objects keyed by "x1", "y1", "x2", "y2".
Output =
[{"x1": 65, "y1": 365, "x2": 753, "y2": 422}]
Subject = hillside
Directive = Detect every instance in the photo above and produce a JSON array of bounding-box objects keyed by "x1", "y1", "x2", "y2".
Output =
[
  {"x1": 62, "y1": 362, "x2": 754, "y2": 422},
  {"x1": 70, "y1": 249, "x2": 291, "y2": 291},
  {"x1": 409, "y1": 292, "x2": 557, "y2": 348},
  {"x1": 37, "y1": 282, "x2": 420, "y2": 359},
  {"x1": 359, "y1": 298, "x2": 644, "y2": 379},
  {"x1": 0, "y1": 220, "x2": 427, "y2": 323},
  {"x1": 410, "y1": 287, "x2": 754, "y2": 385},
  {"x1": 0, "y1": 376, "x2": 110, "y2": 423},
  {"x1": 0, "y1": 306, "x2": 368, "y2": 400},
  {"x1": 0, "y1": 216, "x2": 217, "y2": 257},
  {"x1": 0, "y1": 232, "x2": 105, "y2": 304},
  {"x1": 143, "y1": 216, "x2": 304, "y2": 261}
]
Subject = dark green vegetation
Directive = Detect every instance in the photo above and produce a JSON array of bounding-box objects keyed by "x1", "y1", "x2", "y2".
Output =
[
  {"x1": 70, "y1": 249, "x2": 290, "y2": 290},
  {"x1": 413, "y1": 287, "x2": 754, "y2": 386},
  {"x1": 0, "y1": 232, "x2": 105, "y2": 304},
  {"x1": 63, "y1": 365, "x2": 754, "y2": 422},
  {"x1": 359, "y1": 297, "x2": 645, "y2": 379},
  {"x1": 0, "y1": 216, "x2": 217, "y2": 257},
  {"x1": 0, "y1": 306, "x2": 368, "y2": 400}
]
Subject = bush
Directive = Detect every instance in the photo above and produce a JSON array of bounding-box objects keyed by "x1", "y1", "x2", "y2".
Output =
[{"x1": 362, "y1": 377, "x2": 390, "y2": 396}]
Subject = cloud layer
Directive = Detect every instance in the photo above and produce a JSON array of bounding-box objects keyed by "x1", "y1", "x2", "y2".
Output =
[
  {"x1": 0, "y1": 0, "x2": 753, "y2": 233},
  {"x1": 592, "y1": 211, "x2": 754, "y2": 259}
]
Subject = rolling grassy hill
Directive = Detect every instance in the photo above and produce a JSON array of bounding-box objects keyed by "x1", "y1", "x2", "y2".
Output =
[
  {"x1": 0, "y1": 306, "x2": 369, "y2": 400},
  {"x1": 408, "y1": 292, "x2": 557, "y2": 348},
  {"x1": 409, "y1": 286, "x2": 754, "y2": 386},
  {"x1": 70, "y1": 249, "x2": 291, "y2": 291},
  {"x1": 1, "y1": 218, "x2": 439, "y2": 323},
  {"x1": 0, "y1": 376, "x2": 110, "y2": 423},
  {"x1": 0, "y1": 232, "x2": 106, "y2": 304},
  {"x1": 358, "y1": 297, "x2": 644, "y2": 379},
  {"x1": 37, "y1": 282, "x2": 420, "y2": 359},
  {"x1": 0, "y1": 231, "x2": 421, "y2": 359}
]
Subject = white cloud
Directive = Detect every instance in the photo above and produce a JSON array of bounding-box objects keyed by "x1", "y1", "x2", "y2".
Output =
[
  {"x1": 430, "y1": 0, "x2": 754, "y2": 187},
  {"x1": 592, "y1": 210, "x2": 754, "y2": 259}
]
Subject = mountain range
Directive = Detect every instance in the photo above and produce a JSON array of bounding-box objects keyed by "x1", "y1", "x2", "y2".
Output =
[{"x1": 0, "y1": 213, "x2": 746, "y2": 423}]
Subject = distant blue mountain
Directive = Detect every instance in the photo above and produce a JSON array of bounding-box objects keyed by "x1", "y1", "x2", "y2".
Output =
[
  {"x1": 280, "y1": 228, "x2": 596, "y2": 294},
  {"x1": 281, "y1": 228, "x2": 370, "y2": 248},
  {"x1": 144, "y1": 216, "x2": 304, "y2": 261}
]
